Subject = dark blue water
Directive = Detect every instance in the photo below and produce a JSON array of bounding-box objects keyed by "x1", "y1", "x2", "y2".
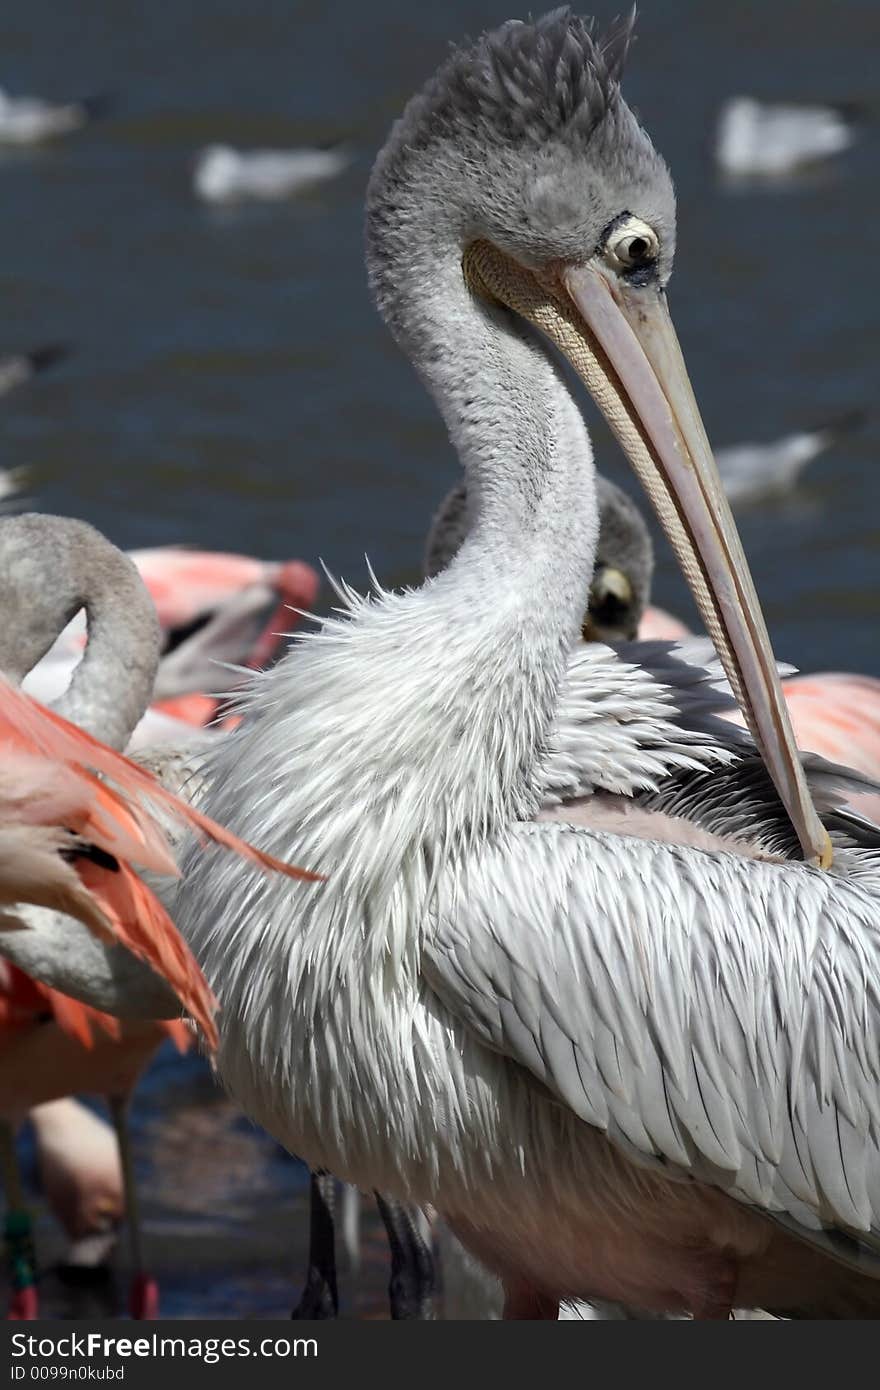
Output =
[
  {"x1": 1, "y1": 0, "x2": 877, "y2": 1316},
  {"x1": 16, "y1": 1044, "x2": 391, "y2": 1318}
]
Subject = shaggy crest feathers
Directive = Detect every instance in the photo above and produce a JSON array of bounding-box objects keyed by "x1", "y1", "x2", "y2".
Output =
[{"x1": 434, "y1": 8, "x2": 636, "y2": 146}]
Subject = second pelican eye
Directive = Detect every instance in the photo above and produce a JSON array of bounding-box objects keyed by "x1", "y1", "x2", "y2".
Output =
[
  {"x1": 583, "y1": 564, "x2": 636, "y2": 640},
  {"x1": 604, "y1": 217, "x2": 660, "y2": 271}
]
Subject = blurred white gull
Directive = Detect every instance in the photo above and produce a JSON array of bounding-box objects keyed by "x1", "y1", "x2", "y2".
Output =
[
  {"x1": 194, "y1": 144, "x2": 350, "y2": 203},
  {"x1": 717, "y1": 411, "x2": 863, "y2": 504},
  {"x1": 0, "y1": 86, "x2": 110, "y2": 144},
  {"x1": 0, "y1": 467, "x2": 27, "y2": 512},
  {"x1": 0, "y1": 343, "x2": 69, "y2": 397},
  {"x1": 715, "y1": 96, "x2": 857, "y2": 178},
  {"x1": 0, "y1": 344, "x2": 69, "y2": 510}
]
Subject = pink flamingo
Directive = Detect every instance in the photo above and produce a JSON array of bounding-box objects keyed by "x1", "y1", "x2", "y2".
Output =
[
  {"x1": 23, "y1": 548, "x2": 319, "y2": 748},
  {"x1": 0, "y1": 670, "x2": 315, "y2": 1318},
  {"x1": 0, "y1": 515, "x2": 317, "y2": 1318}
]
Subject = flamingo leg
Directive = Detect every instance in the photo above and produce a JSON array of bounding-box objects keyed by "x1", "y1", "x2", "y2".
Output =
[
  {"x1": 291, "y1": 1169, "x2": 339, "y2": 1319},
  {"x1": 108, "y1": 1095, "x2": 158, "y2": 1319},
  {"x1": 690, "y1": 1258, "x2": 737, "y2": 1320},
  {"x1": 374, "y1": 1194, "x2": 435, "y2": 1319},
  {"x1": 0, "y1": 1120, "x2": 38, "y2": 1319},
  {"x1": 340, "y1": 1184, "x2": 361, "y2": 1276},
  {"x1": 691, "y1": 1298, "x2": 735, "y2": 1319},
  {"x1": 502, "y1": 1278, "x2": 559, "y2": 1320}
]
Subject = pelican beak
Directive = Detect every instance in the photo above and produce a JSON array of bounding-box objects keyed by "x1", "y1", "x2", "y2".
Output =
[{"x1": 462, "y1": 241, "x2": 830, "y2": 867}]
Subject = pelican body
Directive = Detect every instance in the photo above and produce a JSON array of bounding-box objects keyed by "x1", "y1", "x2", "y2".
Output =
[{"x1": 161, "y1": 13, "x2": 880, "y2": 1317}]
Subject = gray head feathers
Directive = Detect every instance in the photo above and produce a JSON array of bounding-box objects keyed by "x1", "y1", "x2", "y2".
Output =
[
  {"x1": 428, "y1": 8, "x2": 636, "y2": 148},
  {"x1": 367, "y1": 10, "x2": 675, "y2": 323},
  {"x1": 424, "y1": 473, "x2": 653, "y2": 642}
]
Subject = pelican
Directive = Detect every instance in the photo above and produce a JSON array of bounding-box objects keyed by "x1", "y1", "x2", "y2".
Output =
[
  {"x1": 296, "y1": 475, "x2": 658, "y2": 1319},
  {"x1": 425, "y1": 478, "x2": 880, "y2": 1318},
  {"x1": 21, "y1": 11, "x2": 880, "y2": 1318},
  {"x1": 298, "y1": 475, "x2": 656, "y2": 1319},
  {"x1": 300, "y1": 476, "x2": 655, "y2": 1318}
]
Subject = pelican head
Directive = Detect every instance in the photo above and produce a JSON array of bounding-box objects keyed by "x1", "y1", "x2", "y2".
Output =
[
  {"x1": 367, "y1": 7, "x2": 827, "y2": 865},
  {"x1": 584, "y1": 479, "x2": 653, "y2": 641}
]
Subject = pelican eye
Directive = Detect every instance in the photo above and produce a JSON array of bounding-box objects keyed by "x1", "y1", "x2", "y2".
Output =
[
  {"x1": 583, "y1": 564, "x2": 636, "y2": 640},
  {"x1": 603, "y1": 217, "x2": 660, "y2": 272}
]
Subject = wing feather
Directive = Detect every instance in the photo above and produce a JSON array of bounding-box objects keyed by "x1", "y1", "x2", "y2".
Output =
[{"x1": 423, "y1": 821, "x2": 880, "y2": 1268}]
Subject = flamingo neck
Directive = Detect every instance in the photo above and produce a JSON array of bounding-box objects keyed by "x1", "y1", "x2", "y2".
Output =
[
  {"x1": 0, "y1": 514, "x2": 160, "y2": 750},
  {"x1": 57, "y1": 577, "x2": 159, "y2": 750}
]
